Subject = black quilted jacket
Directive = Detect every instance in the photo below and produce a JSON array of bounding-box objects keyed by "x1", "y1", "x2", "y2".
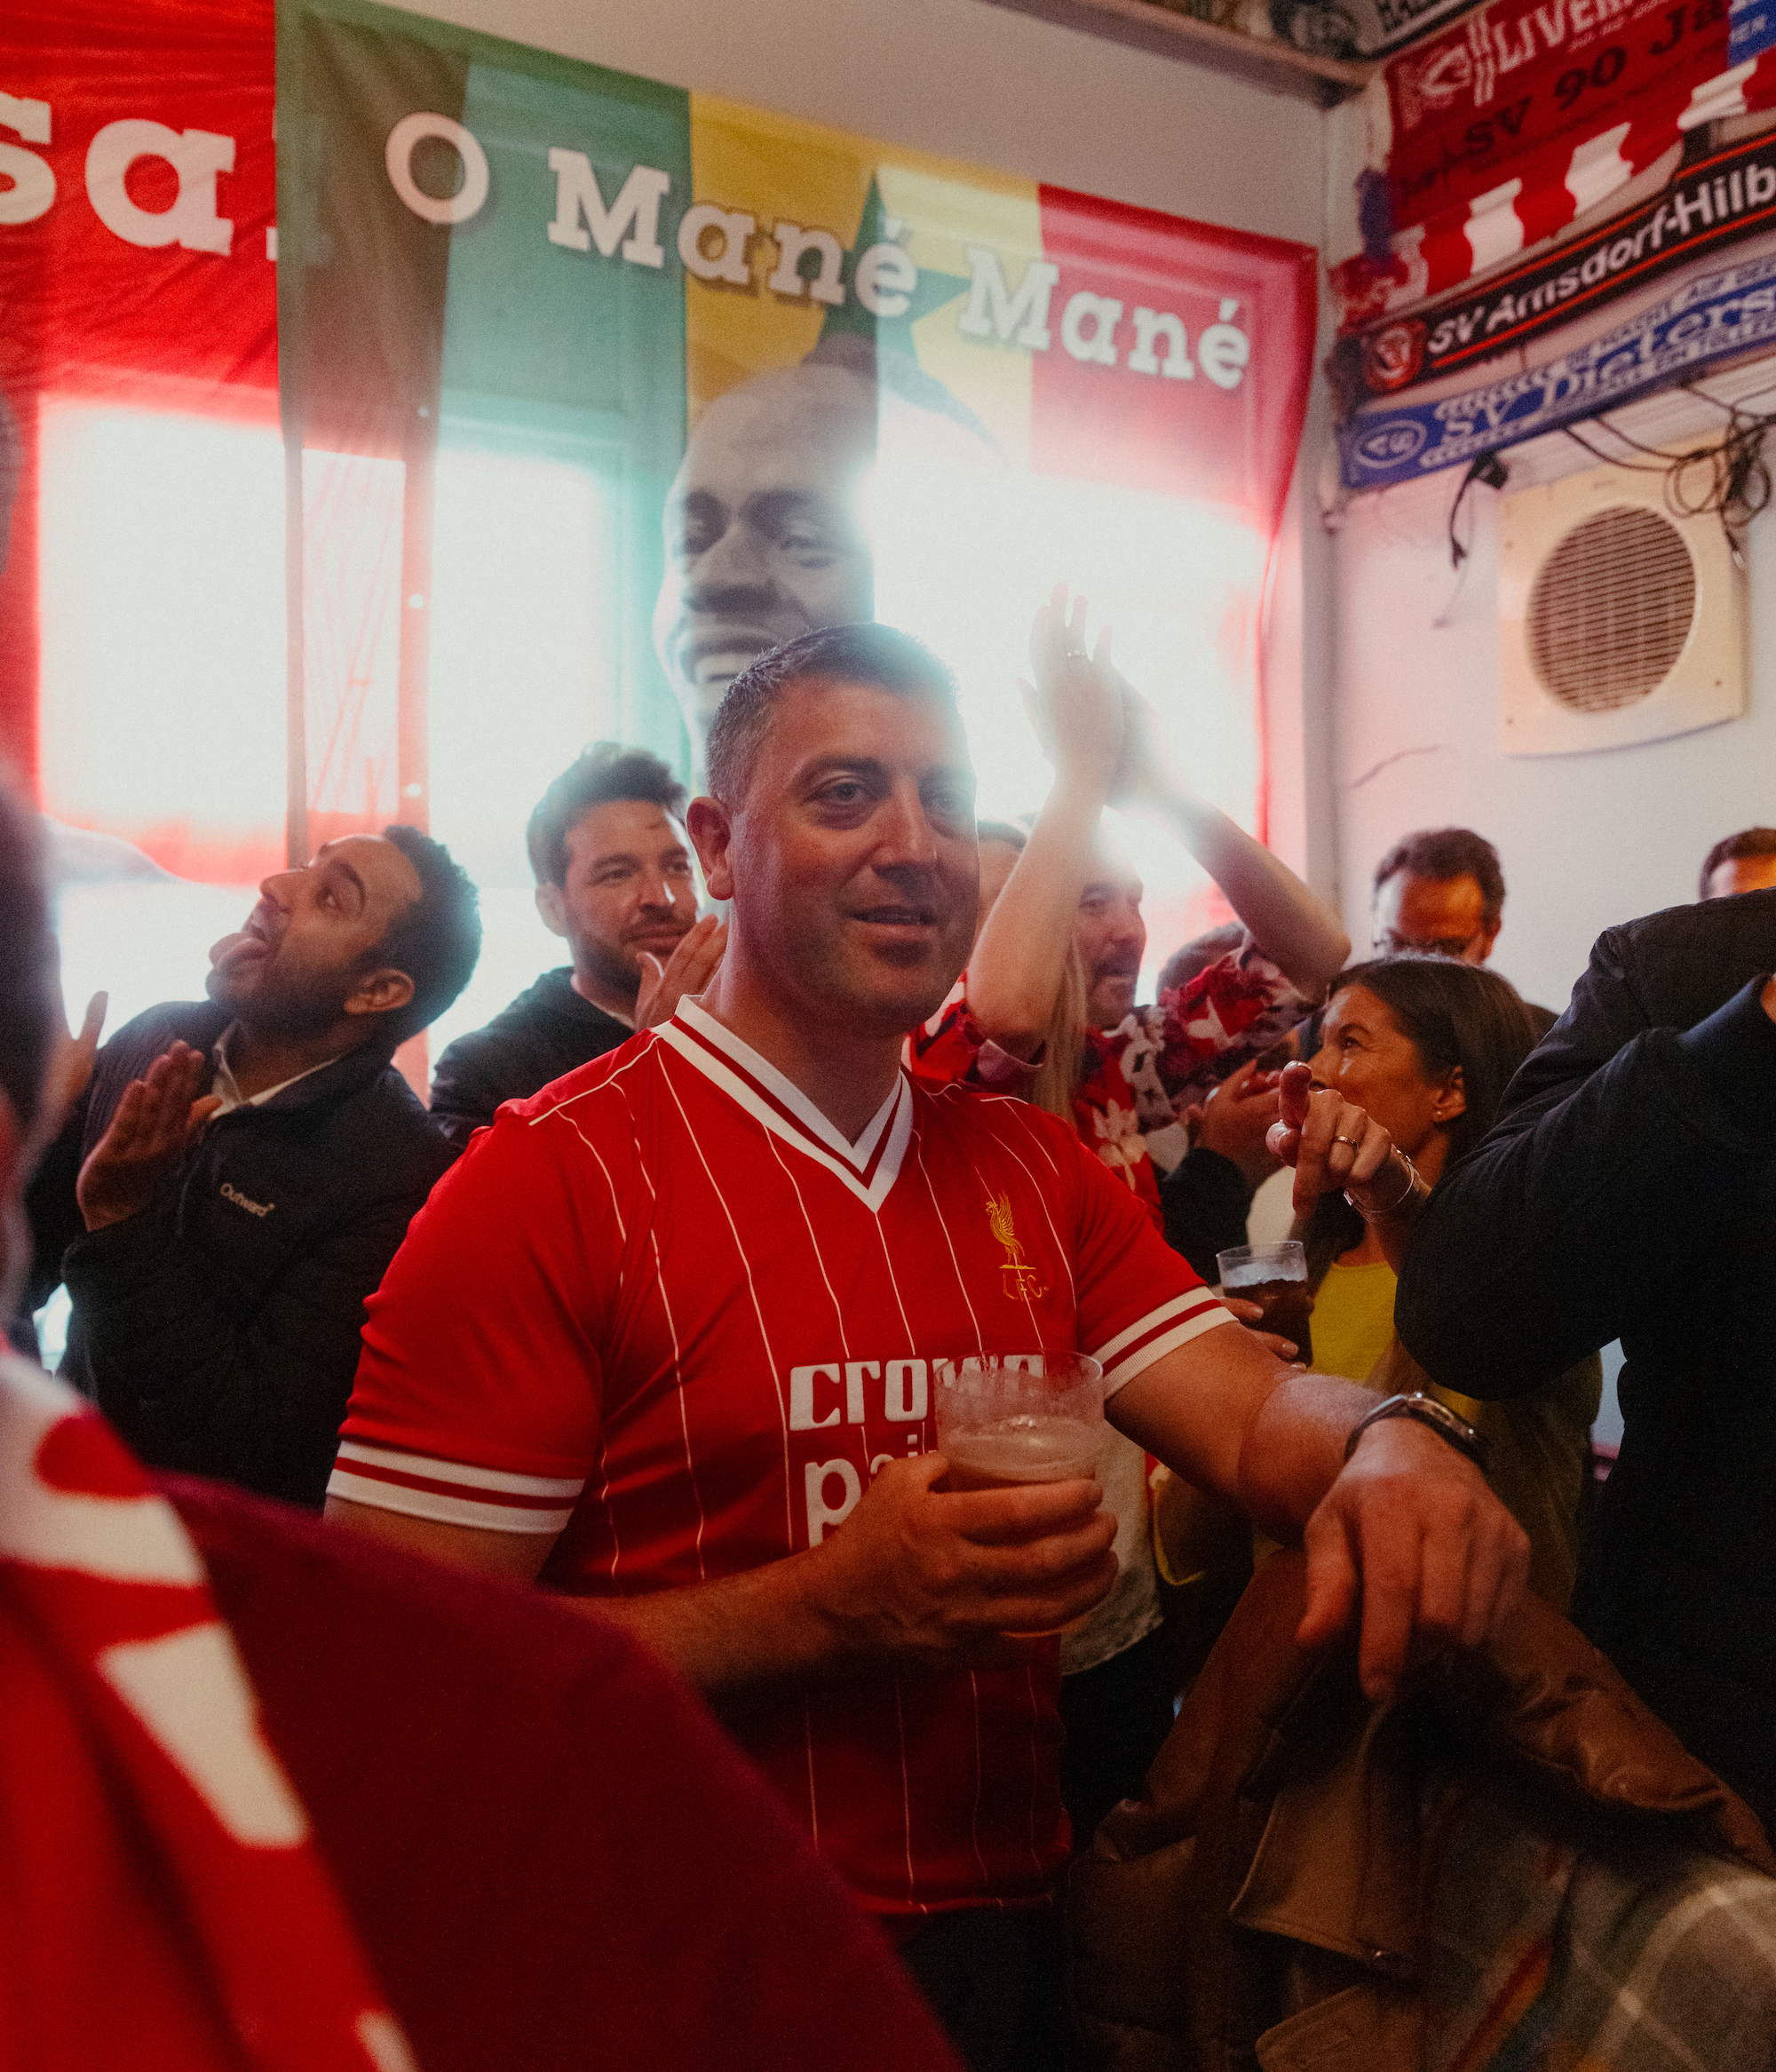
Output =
[
  {"x1": 26, "y1": 1000, "x2": 452, "y2": 1507},
  {"x1": 1396, "y1": 888, "x2": 1776, "y2": 1830}
]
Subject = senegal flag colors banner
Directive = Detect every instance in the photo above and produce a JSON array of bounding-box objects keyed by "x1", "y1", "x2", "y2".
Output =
[{"x1": 2, "y1": 0, "x2": 1314, "y2": 1060}]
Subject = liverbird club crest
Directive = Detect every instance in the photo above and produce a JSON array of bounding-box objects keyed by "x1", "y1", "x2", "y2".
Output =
[{"x1": 987, "y1": 1191, "x2": 1046, "y2": 1301}]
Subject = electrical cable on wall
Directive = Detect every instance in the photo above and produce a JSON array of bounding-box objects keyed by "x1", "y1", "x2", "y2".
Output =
[
  {"x1": 1562, "y1": 389, "x2": 1776, "y2": 567},
  {"x1": 1434, "y1": 449, "x2": 1510, "y2": 625}
]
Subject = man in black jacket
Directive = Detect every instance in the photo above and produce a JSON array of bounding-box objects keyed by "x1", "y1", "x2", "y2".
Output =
[
  {"x1": 27, "y1": 824, "x2": 480, "y2": 1507},
  {"x1": 1395, "y1": 889, "x2": 1776, "y2": 1829},
  {"x1": 429, "y1": 742, "x2": 723, "y2": 1152}
]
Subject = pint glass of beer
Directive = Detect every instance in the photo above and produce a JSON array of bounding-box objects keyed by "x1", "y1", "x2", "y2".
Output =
[
  {"x1": 1215, "y1": 1240, "x2": 1313, "y2": 1365},
  {"x1": 934, "y1": 1353, "x2": 1106, "y2": 1493}
]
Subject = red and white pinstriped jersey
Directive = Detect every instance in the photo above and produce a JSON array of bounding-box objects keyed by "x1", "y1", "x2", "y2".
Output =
[{"x1": 331, "y1": 999, "x2": 1229, "y2": 1919}]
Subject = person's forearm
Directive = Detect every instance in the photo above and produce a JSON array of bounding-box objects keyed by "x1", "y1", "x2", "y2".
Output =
[
  {"x1": 968, "y1": 774, "x2": 1106, "y2": 1052},
  {"x1": 1154, "y1": 790, "x2": 1348, "y2": 995},
  {"x1": 330, "y1": 1489, "x2": 850, "y2": 1715},
  {"x1": 1110, "y1": 1330, "x2": 1368, "y2": 1539},
  {"x1": 1344, "y1": 1150, "x2": 1432, "y2": 1274},
  {"x1": 1232, "y1": 1370, "x2": 1375, "y2": 1538},
  {"x1": 575, "y1": 1553, "x2": 846, "y2": 1717}
]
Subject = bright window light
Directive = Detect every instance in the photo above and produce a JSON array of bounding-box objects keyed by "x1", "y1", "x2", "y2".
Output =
[
  {"x1": 38, "y1": 401, "x2": 286, "y2": 884},
  {"x1": 422, "y1": 448, "x2": 617, "y2": 1060},
  {"x1": 427, "y1": 447, "x2": 614, "y2": 885},
  {"x1": 872, "y1": 432, "x2": 1268, "y2": 994}
]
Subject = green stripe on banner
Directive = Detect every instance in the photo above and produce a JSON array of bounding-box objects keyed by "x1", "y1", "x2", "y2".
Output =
[
  {"x1": 277, "y1": 1, "x2": 470, "y2": 451},
  {"x1": 276, "y1": 0, "x2": 693, "y2": 855},
  {"x1": 444, "y1": 54, "x2": 690, "y2": 764}
]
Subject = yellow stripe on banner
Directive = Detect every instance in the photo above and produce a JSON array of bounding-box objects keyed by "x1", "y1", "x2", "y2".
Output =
[
  {"x1": 880, "y1": 165, "x2": 1038, "y2": 472},
  {"x1": 686, "y1": 96, "x2": 875, "y2": 416},
  {"x1": 686, "y1": 93, "x2": 1039, "y2": 463}
]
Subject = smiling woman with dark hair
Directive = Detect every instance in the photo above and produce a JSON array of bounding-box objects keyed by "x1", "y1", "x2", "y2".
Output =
[{"x1": 1269, "y1": 955, "x2": 1599, "y2": 1608}]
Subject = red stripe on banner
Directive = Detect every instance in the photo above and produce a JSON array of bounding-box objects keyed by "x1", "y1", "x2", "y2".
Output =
[
  {"x1": 1380, "y1": 0, "x2": 1731, "y2": 235},
  {"x1": 1030, "y1": 186, "x2": 1317, "y2": 531},
  {"x1": 1331, "y1": 56, "x2": 1776, "y2": 331},
  {"x1": 0, "y1": 0, "x2": 276, "y2": 803},
  {"x1": 0, "y1": 0, "x2": 277, "y2": 402}
]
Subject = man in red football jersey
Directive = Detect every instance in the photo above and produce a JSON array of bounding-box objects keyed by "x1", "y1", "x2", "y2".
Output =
[{"x1": 328, "y1": 623, "x2": 1526, "y2": 2069}]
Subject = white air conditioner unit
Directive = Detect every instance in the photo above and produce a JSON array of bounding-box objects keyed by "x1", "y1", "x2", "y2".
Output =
[{"x1": 1497, "y1": 460, "x2": 1745, "y2": 756}]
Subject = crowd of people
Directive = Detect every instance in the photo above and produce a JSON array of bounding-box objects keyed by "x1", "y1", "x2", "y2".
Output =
[{"x1": 5, "y1": 596, "x2": 1776, "y2": 2068}]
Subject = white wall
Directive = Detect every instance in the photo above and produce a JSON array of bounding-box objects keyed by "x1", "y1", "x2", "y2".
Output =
[
  {"x1": 1329, "y1": 465, "x2": 1776, "y2": 1018},
  {"x1": 1320, "y1": 90, "x2": 1776, "y2": 1011}
]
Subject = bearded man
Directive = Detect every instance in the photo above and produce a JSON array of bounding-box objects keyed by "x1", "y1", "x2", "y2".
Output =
[{"x1": 25, "y1": 827, "x2": 480, "y2": 1504}]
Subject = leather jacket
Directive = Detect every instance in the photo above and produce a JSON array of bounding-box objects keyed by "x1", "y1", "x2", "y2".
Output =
[{"x1": 1066, "y1": 1551, "x2": 1773, "y2": 2071}]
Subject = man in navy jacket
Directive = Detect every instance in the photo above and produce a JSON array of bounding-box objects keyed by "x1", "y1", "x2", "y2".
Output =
[
  {"x1": 28, "y1": 825, "x2": 479, "y2": 1506},
  {"x1": 1396, "y1": 889, "x2": 1776, "y2": 1829}
]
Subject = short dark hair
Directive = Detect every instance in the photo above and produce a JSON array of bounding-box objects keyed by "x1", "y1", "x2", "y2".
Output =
[
  {"x1": 526, "y1": 744, "x2": 688, "y2": 887},
  {"x1": 706, "y1": 623, "x2": 961, "y2": 806},
  {"x1": 373, "y1": 825, "x2": 482, "y2": 1044},
  {"x1": 0, "y1": 771, "x2": 56, "y2": 1134},
  {"x1": 1699, "y1": 825, "x2": 1776, "y2": 899},
  {"x1": 1372, "y1": 827, "x2": 1505, "y2": 927}
]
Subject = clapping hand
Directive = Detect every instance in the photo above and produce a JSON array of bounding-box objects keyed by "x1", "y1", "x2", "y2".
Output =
[
  {"x1": 1021, "y1": 585, "x2": 1124, "y2": 796},
  {"x1": 75, "y1": 1041, "x2": 220, "y2": 1233},
  {"x1": 42, "y1": 990, "x2": 107, "y2": 1147},
  {"x1": 638, "y1": 915, "x2": 727, "y2": 1029}
]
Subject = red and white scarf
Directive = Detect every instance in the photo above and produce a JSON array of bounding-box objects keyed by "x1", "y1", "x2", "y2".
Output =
[{"x1": 0, "y1": 1352, "x2": 414, "y2": 2070}]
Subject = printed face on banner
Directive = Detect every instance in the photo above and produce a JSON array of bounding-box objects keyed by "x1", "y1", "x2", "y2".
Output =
[{"x1": 654, "y1": 364, "x2": 879, "y2": 743}]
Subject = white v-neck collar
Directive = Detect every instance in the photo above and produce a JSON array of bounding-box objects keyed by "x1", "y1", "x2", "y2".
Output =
[{"x1": 656, "y1": 1000, "x2": 912, "y2": 1212}]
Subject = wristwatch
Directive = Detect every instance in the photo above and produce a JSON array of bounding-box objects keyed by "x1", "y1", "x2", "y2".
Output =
[{"x1": 1343, "y1": 1391, "x2": 1489, "y2": 1473}]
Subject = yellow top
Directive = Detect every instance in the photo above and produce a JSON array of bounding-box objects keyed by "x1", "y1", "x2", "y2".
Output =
[{"x1": 1309, "y1": 1259, "x2": 1398, "y2": 1384}]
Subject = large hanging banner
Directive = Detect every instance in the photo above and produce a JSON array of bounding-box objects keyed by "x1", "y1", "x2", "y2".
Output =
[
  {"x1": 275, "y1": 0, "x2": 1316, "y2": 1028},
  {"x1": 277, "y1": 0, "x2": 1316, "y2": 927},
  {"x1": 2, "y1": 0, "x2": 1314, "y2": 1059}
]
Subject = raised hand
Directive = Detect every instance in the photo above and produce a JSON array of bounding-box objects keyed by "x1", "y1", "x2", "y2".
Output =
[
  {"x1": 638, "y1": 914, "x2": 727, "y2": 1029},
  {"x1": 1020, "y1": 583, "x2": 1124, "y2": 797},
  {"x1": 1185, "y1": 1058, "x2": 1283, "y2": 1191},
  {"x1": 75, "y1": 1041, "x2": 221, "y2": 1232},
  {"x1": 803, "y1": 1452, "x2": 1118, "y2": 1671},
  {"x1": 41, "y1": 990, "x2": 107, "y2": 1146},
  {"x1": 1265, "y1": 1059, "x2": 1405, "y2": 1217}
]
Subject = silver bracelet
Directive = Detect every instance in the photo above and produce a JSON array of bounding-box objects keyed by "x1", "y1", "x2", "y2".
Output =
[{"x1": 1344, "y1": 1150, "x2": 1423, "y2": 1221}]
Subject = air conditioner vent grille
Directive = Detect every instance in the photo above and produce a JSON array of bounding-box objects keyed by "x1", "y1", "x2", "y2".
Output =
[{"x1": 1526, "y1": 504, "x2": 1696, "y2": 714}]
